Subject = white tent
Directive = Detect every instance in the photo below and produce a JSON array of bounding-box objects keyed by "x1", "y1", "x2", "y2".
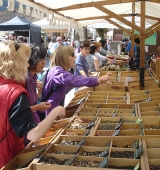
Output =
[
  {"x1": 10, "y1": 0, "x2": 159, "y2": 30},
  {"x1": 30, "y1": 0, "x2": 159, "y2": 28},
  {"x1": 33, "y1": 17, "x2": 69, "y2": 33}
]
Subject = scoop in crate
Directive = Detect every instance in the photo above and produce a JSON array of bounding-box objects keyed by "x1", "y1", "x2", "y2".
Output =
[{"x1": 99, "y1": 149, "x2": 109, "y2": 157}]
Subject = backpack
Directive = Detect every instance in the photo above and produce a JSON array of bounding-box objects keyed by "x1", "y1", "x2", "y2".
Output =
[{"x1": 37, "y1": 67, "x2": 57, "y2": 102}]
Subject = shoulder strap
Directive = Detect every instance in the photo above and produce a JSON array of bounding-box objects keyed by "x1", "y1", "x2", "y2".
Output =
[{"x1": 41, "y1": 66, "x2": 57, "y2": 102}]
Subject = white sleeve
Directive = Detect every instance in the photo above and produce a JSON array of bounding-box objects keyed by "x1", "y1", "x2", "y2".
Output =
[{"x1": 95, "y1": 52, "x2": 106, "y2": 61}]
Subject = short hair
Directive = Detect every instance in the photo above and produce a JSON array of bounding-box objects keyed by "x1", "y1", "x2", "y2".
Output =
[
  {"x1": 80, "y1": 41, "x2": 90, "y2": 49},
  {"x1": 94, "y1": 41, "x2": 101, "y2": 48},
  {"x1": 122, "y1": 38, "x2": 129, "y2": 42},
  {"x1": 99, "y1": 39, "x2": 107, "y2": 47},
  {"x1": 56, "y1": 36, "x2": 62, "y2": 41},
  {"x1": 11, "y1": 33, "x2": 17, "y2": 37},
  {"x1": 0, "y1": 40, "x2": 31, "y2": 83},
  {"x1": 28, "y1": 44, "x2": 47, "y2": 71},
  {"x1": 24, "y1": 38, "x2": 28, "y2": 43},
  {"x1": 134, "y1": 37, "x2": 140, "y2": 44},
  {"x1": 50, "y1": 46, "x2": 74, "y2": 70},
  {"x1": 90, "y1": 45, "x2": 97, "y2": 54},
  {"x1": 17, "y1": 36, "x2": 25, "y2": 42}
]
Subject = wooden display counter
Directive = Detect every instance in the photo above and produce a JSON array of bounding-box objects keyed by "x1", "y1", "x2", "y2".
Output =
[
  {"x1": 150, "y1": 58, "x2": 160, "y2": 79},
  {"x1": 3, "y1": 70, "x2": 160, "y2": 170}
]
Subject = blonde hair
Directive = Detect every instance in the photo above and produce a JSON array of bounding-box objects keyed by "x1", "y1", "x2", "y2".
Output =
[
  {"x1": 0, "y1": 40, "x2": 31, "y2": 83},
  {"x1": 94, "y1": 41, "x2": 101, "y2": 48},
  {"x1": 50, "y1": 46, "x2": 74, "y2": 70}
]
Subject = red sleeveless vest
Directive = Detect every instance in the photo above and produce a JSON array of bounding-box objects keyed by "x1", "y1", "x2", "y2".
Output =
[{"x1": 0, "y1": 77, "x2": 28, "y2": 168}]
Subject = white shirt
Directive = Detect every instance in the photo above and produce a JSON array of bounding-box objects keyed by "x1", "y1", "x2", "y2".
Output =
[
  {"x1": 95, "y1": 52, "x2": 106, "y2": 66},
  {"x1": 48, "y1": 42, "x2": 55, "y2": 49}
]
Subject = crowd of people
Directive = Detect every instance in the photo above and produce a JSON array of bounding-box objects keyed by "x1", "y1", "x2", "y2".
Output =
[
  {"x1": 0, "y1": 33, "x2": 113, "y2": 168},
  {"x1": 0, "y1": 31, "x2": 142, "y2": 168}
]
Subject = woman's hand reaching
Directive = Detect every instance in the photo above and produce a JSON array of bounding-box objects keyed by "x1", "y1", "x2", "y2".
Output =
[{"x1": 98, "y1": 72, "x2": 112, "y2": 85}]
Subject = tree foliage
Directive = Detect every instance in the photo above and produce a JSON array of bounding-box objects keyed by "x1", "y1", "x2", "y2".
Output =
[{"x1": 96, "y1": 28, "x2": 108, "y2": 39}]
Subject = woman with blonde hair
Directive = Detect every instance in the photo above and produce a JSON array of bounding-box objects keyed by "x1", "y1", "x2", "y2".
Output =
[
  {"x1": 0, "y1": 41, "x2": 65, "y2": 168},
  {"x1": 41, "y1": 45, "x2": 112, "y2": 115}
]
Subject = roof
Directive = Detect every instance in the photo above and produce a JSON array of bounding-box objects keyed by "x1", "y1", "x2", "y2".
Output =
[
  {"x1": 28, "y1": 0, "x2": 160, "y2": 29},
  {"x1": 0, "y1": 16, "x2": 41, "y2": 31},
  {"x1": 33, "y1": 17, "x2": 69, "y2": 32}
]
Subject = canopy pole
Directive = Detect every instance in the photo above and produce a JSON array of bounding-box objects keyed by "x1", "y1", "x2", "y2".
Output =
[
  {"x1": 140, "y1": 1, "x2": 145, "y2": 88},
  {"x1": 29, "y1": 30, "x2": 30, "y2": 44},
  {"x1": 130, "y1": 2, "x2": 135, "y2": 71}
]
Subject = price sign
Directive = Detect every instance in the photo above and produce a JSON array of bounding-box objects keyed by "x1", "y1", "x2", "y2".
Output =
[
  {"x1": 136, "y1": 118, "x2": 141, "y2": 123},
  {"x1": 134, "y1": 163, "x2": 140, "y2": 170}
]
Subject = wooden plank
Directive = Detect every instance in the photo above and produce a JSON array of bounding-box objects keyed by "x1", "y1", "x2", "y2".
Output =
[
  {"x1": 55, "y1": 0, "x2": 137, "y2": 11},
  {"x1": 140, "y1": 1, "x2": 145, "y2": 68},
  {"x1": 150, "y1": 0, "x2": 160, "y2": 3},
  {"x1": 104, "y1": 17, "x2": 132, "y2": 35},
  {"x1": 76, "y1": 14, "x2": 160, "y2": 21},
  {"x1": 145, "y1": 21, "x2": 160, "y2": 33},
  {"x1": 130, "y1": 2, "x2": 136, "y2": 70},
  {"x1": 145, "y1": 24, "x2": 160, "y2": 39},
  {"x1": 76, "y1": 14, "x2": 130, "y2": 21},
  {"x1": 94, "y1": 2, "x2": 144, "y2": 33}
]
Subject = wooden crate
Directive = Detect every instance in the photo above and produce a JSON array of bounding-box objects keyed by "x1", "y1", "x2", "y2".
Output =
[
  {"x1": 46, "y1": 144, "x2": 79, "y2": 155},
  {"x1": 61, "y1": 128, "x2": 91, "y2": 136},
  {"x1": 2, "y1": 151, "x2": 39, "y2": 170},
  {"x1": 145, "y1": 138, "x2": 160, "y2": 148},
  {"x1": 95, "y1": 83, "x2": 126, "y2": 92},
  {"x1": 77, "y1": 107, "x2": 98, "y2": 117},
  {"x1": 127, "y1": 80, "x2": 159, "y2": 91},
  {"x1": 150, "y1": 58, "x2": 160, "y2": 79},
  {"x1": 141, "y1": 116, "x2": 160, "y2": 123},
  {"x1": 108, "y1": 158, "x2": 141, "y2": 169},
  {"x1": 29, "y1": 137, "x2": 154, "y2": 170},
  {"x1": 78, "y1": 146, "x2": 108, "y2": 156},
  {"x1": 98, "y1": 71, "x2": 118, "y2": 77},
  {"x1": 148, "y1": 159, "x2": 160, "y2": 170},
  {"x1": 26, "y1": 137, "x2": 53, "y2": 148}
]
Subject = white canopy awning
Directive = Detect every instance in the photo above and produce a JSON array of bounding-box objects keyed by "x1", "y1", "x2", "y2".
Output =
[
  {"x1": 31, "y1": 0, "x2": 159, "y2": 28},
  {"x1": 2, "y1": 0, "x2": 160, "y2": 39},
  {"x1": 33, "y1": 17, "x2": 69, "y2": 32}
]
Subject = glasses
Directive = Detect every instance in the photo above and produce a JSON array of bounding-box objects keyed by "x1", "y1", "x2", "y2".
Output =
[{"x1": 71, "y1": 52, "x2": 75, "y2": 57}]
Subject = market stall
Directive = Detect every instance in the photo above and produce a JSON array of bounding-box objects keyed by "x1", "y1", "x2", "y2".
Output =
[
  {"x1": 0, "y1": 16, "x2": 41, "y2": 44},
  {"x1": 2, "y1": 68, "x2": 160, "y2": 170}
]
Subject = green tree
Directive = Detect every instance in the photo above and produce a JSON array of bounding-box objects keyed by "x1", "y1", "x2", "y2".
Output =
[
  {"x1": 74, "y1": 32, "x2": 80, "y2": 41},
  {"x1": 96, "y1": 28, "x2": 108, "y2": 39}
]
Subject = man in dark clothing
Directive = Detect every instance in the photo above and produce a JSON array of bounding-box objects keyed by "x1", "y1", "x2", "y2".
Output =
[{"x1": 134, "y1": 37, "x2": 140, "y2": 70}]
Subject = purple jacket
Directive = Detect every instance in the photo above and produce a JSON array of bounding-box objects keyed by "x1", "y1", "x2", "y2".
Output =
[
  {"x1": 43, "y1": 66, "x2": 98, "y2": 114},
  {"x1": 26, "y1": 71, "x2": 40, "y2": 123}
]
